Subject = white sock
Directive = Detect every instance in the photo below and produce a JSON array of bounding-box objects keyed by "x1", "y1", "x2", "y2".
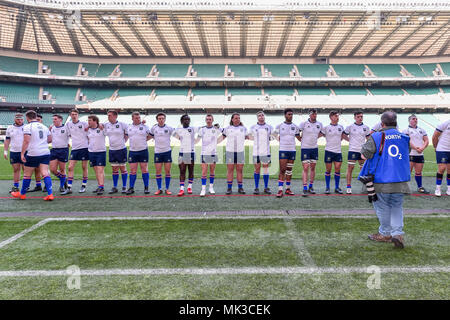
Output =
[
  {"x1": 188, "y1": 183, "x2": 192, "y2": 189},
  {"x1": 202, "y1": 185, "x2": 206, "y2": 190},
  {"x1": 180, "y1": 186, "x2": 184, "y2": 191},
  {"x1": 209, "y1": 184, "x2": 214, "y2": 188}
]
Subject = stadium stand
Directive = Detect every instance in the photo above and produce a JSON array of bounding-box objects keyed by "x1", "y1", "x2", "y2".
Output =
[
  {"x1": 440, "y1": 63, "x2": 450, "y2": 75},
  {"x1": 420, "y1": 63, "x2": 440, "y2": 77},
  {"x1": 0, "y1": 56, "x2": 38, "y2": 74},
  {"x1": 297, "y1": 64, "x2": 330, "y2": 77},
  {"x1": 192, "y1": 65, "x2": 226, "y2": 77},
  {"x1": 367, "y1": 64, "x2": 403, "y2": 77},
  {"x1": 264, "y1": 64, "x2": 294, "y2": 77},
  {"x1": 117, "y1": 64, "x2": 152, "y2": 78},
  {"x1": 332, "y1": 64, "x2": 366, "y2": 77},
  {"x1": 43, "y1": 86, "x2": 79, "y2": 104},
  {"x1": 0, "y1": 110, "x2": 16, "y2": 126},
  {"x1": 263, "y1": 88, "x2": 295, "y2": 95},
  {"x1": 402, "y1": 64, "x2": 427, "y2": 77},
  {"x1": 368, "y1": 87, "x2": 405, "y2": 95},
  {"x1": 297, "y1": 87, "x2": 332, "y2": 95},
  {"x1": 332, "y1": 87, "x2": 368, "y2": 95},
  {"x1": 78, "y1": 63, "x2": 100, "y2": 77},
  {"x1": 404, "y1": 87, "x2": 441, "y2": 95},
  {"x1": 95, "y1": 64, "x2": 118, "y2": 77},
  {"x1": 41, "y1": 60, "x2": 79, "y2": 76},
  {"x1": 117, "y1": 88, "x2": 152, "y2": 97},
  {"x1": 227, "y1": 88, "x2": 262, "y2": 95},
  {"x1": 153, "y1": 64, "x2": 190, "y2": 77},
  {"x1": 227, "y1": 64, "x2": 261, "y2": 77},
  {"x1": 0, "y1": 82, "x2": 40, "y2": 104},
  {"x1": 154, "y1": 88, "x2": 189, "y2": 96},
  {"x1": 191, "y1": 88, "x2": 226, "y2": 96}
]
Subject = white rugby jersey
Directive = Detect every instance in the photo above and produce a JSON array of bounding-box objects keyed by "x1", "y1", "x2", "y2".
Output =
[
  {"x1": 344, "y1": 123, "x2": 370, "y2": 153},
  {"x1": 23, "y1": 121, "x2": 51, "y2": 156},
  {"x1": 87, "y1": 127, "x2": 106, "y2": 152},
  {"x1": 299, "y1": 119, "x2": 323, "y2": 149},
  {"x1": 50, "y1": 125, "x2": 70, "y2": 149},
  {"x1": 104, "y1": 121, "x2": 128, "y2": 151},
  {"x1": 5, "y1": 124, "x2": 24, "y2": 152},
  {"x1": 198, "y1": 126, "x2": 222, "y2": 155},
  {"x1": 436, "y1": 120, "x2": 450, "y2": 152},
  {"x1": 402, "y1": 126, "x2": 427, "y2": 156},
  {"x1": 150, "y1": 124, "x2": 174, "y2": 154},
  {"x1": 66, "y1": 120, "x2": 89, "y2": 150},
  {"x1": 174, "y1": 126, "x2": 198, "y2": 153},
  {"x1": 249, "y1": 123, "x2": 273, "y2": 156},
  {"x1": 127, "y1": 123, "x2": 150, "y2": 152},
  {"x1": 275, "y1": 122, "x2": 300, "y2": 152},
  {"x1": 223, "y1": 125, "x2": 248, "y2": 153},
  {"x1": 321, "y1": 123, "x2": 345, "y2": 153}
]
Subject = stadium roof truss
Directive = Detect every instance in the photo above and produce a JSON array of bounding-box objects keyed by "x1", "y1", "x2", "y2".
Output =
[{"x1": 0, "y1": 1, "x2": 449, "y2": 58}]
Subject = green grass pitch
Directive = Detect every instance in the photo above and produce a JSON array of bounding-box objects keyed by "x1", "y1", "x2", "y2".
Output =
[{"x1": 0, "y1": 145, "x2": 448, "y2": 300}]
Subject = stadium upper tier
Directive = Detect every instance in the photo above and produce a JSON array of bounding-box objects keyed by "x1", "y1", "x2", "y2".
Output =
[
  {"x1": 1, "y1": 57, "x2": 449, "y2": 80},
  {"x1": 0, "y1": 81, "x2": 449, "y2": 109},
  {"x1": 0, "y1": 1, "x2": 448, "y2": 58}
]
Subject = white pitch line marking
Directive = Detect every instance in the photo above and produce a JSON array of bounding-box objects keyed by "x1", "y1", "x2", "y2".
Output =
[
  {"x1": 0, "y1": 219, "x2": 51, "y2": 249},
  {"x1": 0, "y1": 266, "x2": 448, "y2": 277},
  {"x1": 39, "y1": 214, "x2": 450, "y2": 222}
]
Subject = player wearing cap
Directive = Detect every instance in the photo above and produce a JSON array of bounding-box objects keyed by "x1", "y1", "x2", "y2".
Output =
[
  {"x1": 432, "y1": 118, "x2": 450, "y2": 197},
  {"x1": 62, "y1": 109, "x2": 89, "y2": 195},
  {"x1": 249, "y1": 111, "x2": 274, "y2": 195},
  {"x1": 149, "y1": 112, "x2": 174, "y2": 195},
  {"x1": 196, "y1": 114, "x2": 221, "y2": 197},
  {"x1": 274, "y1": 109, "x2": 301, "y2": 198},
  {"x1": 49, "y1": 114, "x2": 70, "y2": 193},
  {"x1": 173, "y1": 114, "x2": 197, "y2": 196},
  {"x1": 87, "y1": 115, "x2": 107, "y2": 195},
  {"x1": 299, "y1": 108, "x2": 323, "y2": 197},
  {"x1": 343, "y1": 111, "x2": 370, "y2": 194},
  {"x1": 402, "y1": 115, "x2": 429, "y2": 194},
  {"x1": 126, "y1": 112, "x2": 151, "y2": 195},
  {"x1": 320, "y1": 110, "x2": 345, "y2": 194},
  {"x1": 11, "y1": 110, "x2": 54, "y2": 201},
  {"x1": 4, "y1": 113, "x2": 24, "y2": 193},
  {"x1": 104, "y1": 110, "x2": 129, "y2": 194}
]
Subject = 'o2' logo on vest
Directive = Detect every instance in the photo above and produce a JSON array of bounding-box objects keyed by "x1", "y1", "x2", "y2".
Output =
[{"x1": 388, "y1": 145, "x2": 402, "y2": 159}]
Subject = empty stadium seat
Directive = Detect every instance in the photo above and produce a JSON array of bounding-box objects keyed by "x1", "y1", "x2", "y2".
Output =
[
  {"x1": 439, "y1": 62, "x2": 450, "y2": 76},
  {"x1": 154, "y1": 64, "x2": 190, "y2": 77},
  {"x1": 154, "y1": 88, "x2": 188, "y2": 96},
  {"x1": 401, "y1": 64, "x2": 426, "y2": 77},
  {"x1": 117, "y1": 88, "x2": 152, "y2": 97},
  {"x1": 42, "y1": 61, "x2": 79, "y2": 76},
  {"x1": 44, "y1": 86, "x2": 79, "y2": 104},
  {"x1": 0, "y1": 56, "x2": 38, "y2": 74},
  {"x1": 368, "y1": 87, "x2": 404, "y2": 95},
  {"x1": 192, "y1": 88, "x2": 225, "y2": 95},
  {"x1": 296, "y1": 64, "x2": 330, "y2": 77},
  {"x1": 332, "y1": 64, "x2": 365, "y2": 77},
  {"x1": 0, "y1": 110, "x2": 17, "y2": 125},
  {"x1": 264, "y1": 64, "x2": 294, "y2": 77},
  {"x1": 263, "y1": 88, "x2": 294, "y2": 95},
  {"x1": 80, "y1": 87, "x2": 116, "y2": 101},
  {"x1": 332, "y1": 87, "x2": 368, "y2": 95},
  {"x1": 404, "y1": 87, "x2": 440, "y2": 95},
  {"x1": 0, "y1": 82, "x2": 40, "y2": 103},
  {"x1": 95, "y1": 64, "x2": 118, "y2": 77},
  {"x1": 192, "y1": 65, "x2": 226, "y2": 77},
  {"x1": 366, "y1": 64, "x2": 402, "y2": 77},
  {"x1": 79, "y1": 63, "x2": 100, "y2": 77},
  {"x1": 118, "y1": 64, "x2": 152, "y2": 77},
  {"x1": 227, "y1": 88, "x2": 262, "y2": 95},
  {"x1": 420, "y1": 63, "x2": 440, "y2": 77},
  {"x1": 227, "y1": 64, "x2": 261, "y2": 77},
  {"x1": 297, "y1": 87, "x2": 331, "y2": 95}
]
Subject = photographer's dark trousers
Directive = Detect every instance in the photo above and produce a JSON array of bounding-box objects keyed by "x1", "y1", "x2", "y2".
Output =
[{"x1": 372, "y1": 193, "x2": 405, "y2": 237}]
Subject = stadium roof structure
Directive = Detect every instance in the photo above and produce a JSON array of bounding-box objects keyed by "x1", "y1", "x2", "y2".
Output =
[{"x1": 0, "y1": 0, "x2": 449, "y2": 58}]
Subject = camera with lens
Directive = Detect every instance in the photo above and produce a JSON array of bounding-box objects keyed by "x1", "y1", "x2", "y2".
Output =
[{"x1": 359, "y1": 174, "x2": 378, "y2": 203}]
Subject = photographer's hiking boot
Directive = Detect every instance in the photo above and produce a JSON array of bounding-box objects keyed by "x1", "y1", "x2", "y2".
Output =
[
  {"x1": 368, "y1": 233, "x2": 392, "y2": 243},
  {"x1": 391, "y1": 235, "x2": 404, "y2": 249}
]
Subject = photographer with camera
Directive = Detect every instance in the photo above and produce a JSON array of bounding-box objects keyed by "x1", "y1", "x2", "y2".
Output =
[{"x1": 359, "y1": 111, "x2": 411, "y2": 249}]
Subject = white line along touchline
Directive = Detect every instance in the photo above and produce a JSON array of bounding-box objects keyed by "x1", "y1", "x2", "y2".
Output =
[
  {"x1": 0, "y1": 219, "x2": 51, "y2": 249},
  {"x1": 0, "y1": 266, "x2": 449, "y2": 277}
]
